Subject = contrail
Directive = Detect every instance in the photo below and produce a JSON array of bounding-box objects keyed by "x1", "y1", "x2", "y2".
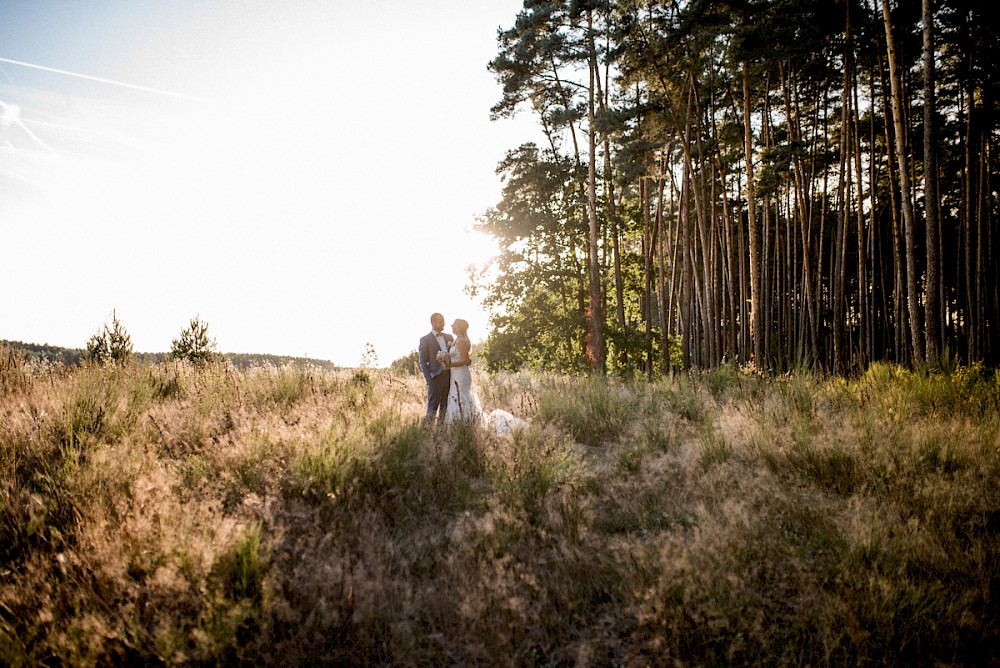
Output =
[
  {"x1": 0, "y1": 56, "x2": 216, "y2": 104},
  {"x1": 16, "y1": 117, "x2": 58, "y2": 155},
  {"x1": 1, "y1": 99, "x2": 58, "y2": 155}
]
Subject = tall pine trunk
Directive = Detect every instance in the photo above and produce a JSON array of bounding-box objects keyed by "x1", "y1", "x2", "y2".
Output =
[
  {"x1": 882, "y1": 0, "x2": 925, "y2": 365},
  {"x1": 742, "y1": 60, "x2": 763, "y2": 369},
  {"x1": 922, "y1": 0, "x2": 941, "y2": 366},
  {"x1": 585, "y1": 9, "x2": 605, "y2": 373}
]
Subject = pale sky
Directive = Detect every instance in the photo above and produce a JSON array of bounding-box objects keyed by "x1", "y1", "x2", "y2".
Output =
[{"x1": 0, "y1": 0, "x2": 532, "y2": 366}]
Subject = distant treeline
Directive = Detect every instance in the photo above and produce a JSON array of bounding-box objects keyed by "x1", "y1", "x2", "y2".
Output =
[{"x1": 2, "y1": 340, "x2": 340, "y2": 370}]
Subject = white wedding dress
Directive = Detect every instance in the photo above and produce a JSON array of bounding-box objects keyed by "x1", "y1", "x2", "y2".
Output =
[{"x1": 445, "y1": 340, "x2": 483, "y2": 425}]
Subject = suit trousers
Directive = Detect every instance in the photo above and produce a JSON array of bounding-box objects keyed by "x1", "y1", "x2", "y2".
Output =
[{"x1": 425, "y1": 370, "x2": 451, "y2": 423}]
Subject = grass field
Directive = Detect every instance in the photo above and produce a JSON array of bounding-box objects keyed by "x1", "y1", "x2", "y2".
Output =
[{"x1": 2, "y1": 345, "x2": 998, "y2": 665}]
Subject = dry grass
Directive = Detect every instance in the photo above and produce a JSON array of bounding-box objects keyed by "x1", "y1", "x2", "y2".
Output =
[{"x1": 1, "y1": 347, "x2": 998, "y2": 666}]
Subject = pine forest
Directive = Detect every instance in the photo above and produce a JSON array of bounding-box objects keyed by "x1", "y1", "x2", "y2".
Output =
[{"x1": 475, "y1": 0, "x2": 999, "y2": 377}]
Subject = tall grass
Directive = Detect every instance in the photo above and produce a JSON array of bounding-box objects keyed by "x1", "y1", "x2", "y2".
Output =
[
  {"x1": 536, "y1": 375, "x2": 638, "y2": 446},
  {"x1": 1, "y1": 360, "x2": 998, "y2": 665}
]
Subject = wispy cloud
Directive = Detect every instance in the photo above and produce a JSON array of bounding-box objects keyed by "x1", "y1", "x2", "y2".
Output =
[{"x1": 0, "y1": 56, "x2": 216, "y2": 105}]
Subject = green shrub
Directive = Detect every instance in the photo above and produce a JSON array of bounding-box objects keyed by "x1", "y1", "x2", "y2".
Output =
[
  {"x1": 84, "y1": 311, "x2": 133, "y2": 366},
  {"x1": 701, "y1": 362, "x2": 742, "y2": 400},
  {"x1": 270, "y1": 366, "x2": 313, "y2": 408},
  {"x1": 449, "y1": 418, "x2": 487, "y2": 477},
  {"x1": 345, "y1": 369, "x2": 374, "y2": 409},
  {"x1": 389, "y1": 349, "x2": 420, "y2": 376},
  {"x1": 170, "y1": 316, "x2": 219, "y2": 364},
  {"x1": 192, "y1": 522, "x2": 268, "y2": 663}
]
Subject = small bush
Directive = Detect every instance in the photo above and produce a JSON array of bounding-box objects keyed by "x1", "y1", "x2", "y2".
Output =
[
  {"x1": 701, "y1": 362, "x2": 742, "y2": 400},
  {"x1": 144, "y1": 363, "x2": 186, "y2": 400},
  {"x1": 345, "y1": 369, "x2": 374, "y2": 409}
]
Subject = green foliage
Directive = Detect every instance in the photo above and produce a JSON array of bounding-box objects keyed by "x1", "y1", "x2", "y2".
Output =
[
  {"x1": 345, "y1": 369, "x2": 374, "y2": 409},
  {"x1": 222, "y1": 433, "x2": 278, "y2": 509},
  {"x1": 0, "y1": 432, "x2": 72, "y2": 564},
  {"x1": 84, "y1": 311, "x2": 133, "y2": 366},
  {"x1": 701, "y1": 363, "x2": 742, "y2": 401},
  {"x1": 6, "y1": 341, "x2": 341, "y2": 371},
  {"x1": 449, "y1": 418, "x2": 488, "y2": 478},
  {"x1": 389, "y1": 349, "x2": 420, "y2": 376},
  {"x1": 473, "y1": 144, "x2": 594, "y2": 373},
  {"x1": 1, "y1": 340, "x2": 82, "y2": 366},
  {"x1": 287, "y1": 427, "x2": 361, "y2": 502},
  {"x1": 170, "y1": 315, "x2": 219, "y2": 364}
]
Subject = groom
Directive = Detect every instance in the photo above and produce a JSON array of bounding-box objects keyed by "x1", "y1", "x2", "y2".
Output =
[{"x1": 419, "y1": 312, "x2": 453, "y2": 424}]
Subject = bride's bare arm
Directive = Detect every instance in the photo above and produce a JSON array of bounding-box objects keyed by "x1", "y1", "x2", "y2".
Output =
[{"x1": 453, "y1": 337, "x2": 472, "y2": 367}]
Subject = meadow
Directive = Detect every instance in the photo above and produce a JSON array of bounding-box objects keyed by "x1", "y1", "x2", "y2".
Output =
[{"x1": 1, "y1": 344, "x2": 998, "y2": 666}]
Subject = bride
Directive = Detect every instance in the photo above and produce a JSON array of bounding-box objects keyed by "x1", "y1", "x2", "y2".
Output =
[{"x1": 444, "y1": 319, "x2": 483, "y2": 425}]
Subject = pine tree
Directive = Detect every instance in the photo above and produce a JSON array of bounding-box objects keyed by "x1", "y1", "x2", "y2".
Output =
[
  {"x1": 170, "y1": 316, "x2": 219, "y2": 364},
  {"x1": 85, "y1": 310, "x2": 133, "y2": 366}
]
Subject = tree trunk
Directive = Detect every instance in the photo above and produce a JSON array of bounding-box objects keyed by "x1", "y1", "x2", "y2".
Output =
[
  {"x1": 782, "y1": 64, "x2": 819, "y2": 364},
  {"x1": 882, "y1": 0, "x2": 925, "y2": 365},
  {"x1": 922, "y1": 0, "x2": 941, "y2": 366},
  {"x1": 585, "y1": 9, "x2": 605, "y2": 373},
  {"x1": 742, "y1": 60, "x2": 763, "y2": 369},
  {"x1": 853, "y1": 72, "x2": 870, "y2": 368}
]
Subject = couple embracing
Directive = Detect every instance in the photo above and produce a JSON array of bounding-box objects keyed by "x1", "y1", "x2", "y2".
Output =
[{"x1": 419, "y1": 312, "x2": 482, "y2": 426}]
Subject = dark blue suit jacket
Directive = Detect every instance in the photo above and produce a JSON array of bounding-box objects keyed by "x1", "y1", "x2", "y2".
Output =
[{"x1": 419, "y1": 331, "x2": 454, "y2": 383}]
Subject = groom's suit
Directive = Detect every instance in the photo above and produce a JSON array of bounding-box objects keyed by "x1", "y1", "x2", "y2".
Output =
[{"x1": 419, "y1": 329, "x2": 453, "y2": 423}]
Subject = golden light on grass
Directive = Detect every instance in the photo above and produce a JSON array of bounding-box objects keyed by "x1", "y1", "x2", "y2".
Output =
[{"x1": 2, "y1": 346, "x2": 998, "y2": 664}]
